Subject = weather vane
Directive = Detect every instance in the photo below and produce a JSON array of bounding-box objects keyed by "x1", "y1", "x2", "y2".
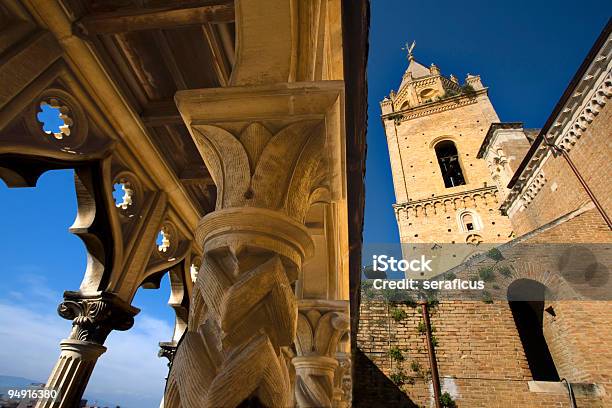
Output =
[{"x1": 402, "y1": 40, "x2": 416, "y2": 60}]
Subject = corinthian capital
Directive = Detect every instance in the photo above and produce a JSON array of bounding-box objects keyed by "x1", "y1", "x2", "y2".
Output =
[{"x1": 57, "y1": 291, "x2": 139, "y2": 344}]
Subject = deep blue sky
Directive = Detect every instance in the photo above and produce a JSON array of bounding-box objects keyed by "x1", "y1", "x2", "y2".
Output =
[
  {"x1": 0, "y1": 2, "x2": 610, "y2": 407},
  {"x1": 363, "y1": 0, "x2": 611, "y2": 244}
]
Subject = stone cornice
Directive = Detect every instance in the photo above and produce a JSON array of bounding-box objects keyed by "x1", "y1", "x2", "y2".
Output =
[
  {"x1": 501, "y1": 31, "x2": 612, "y2": 216},
  {"x1": 477, "y1": 122, "x2": 524, "y2": 158},
  {"x1": 393, "y1": 185, "x2": 499, "y2": 211},
  {"x1": 382, "y1": 89, "x2": 487, "y2": 123}
]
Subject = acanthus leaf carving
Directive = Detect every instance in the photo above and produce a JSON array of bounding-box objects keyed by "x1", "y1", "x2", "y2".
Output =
[{"x1": 57, "y1": 291, "x2": 139, "y2": 344}]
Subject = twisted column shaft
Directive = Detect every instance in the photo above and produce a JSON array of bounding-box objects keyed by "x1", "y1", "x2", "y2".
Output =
[{"x1": 166, "y1": 208, "x2": 314, "y2": 407}]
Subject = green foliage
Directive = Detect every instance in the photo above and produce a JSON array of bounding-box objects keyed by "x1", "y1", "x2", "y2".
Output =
[
  {"x1": 390, "y1": 370, "x2": 410, "y2": 386},
  {"x1": 444, "y1": 88, "x2": 460, "y2": 98},
  {"x1": 401, "y1": 296, "x2": 418, "y2": 308},
  {"x1": 382, "y1": 287, "x2": 417, "y2": 304},
  {"x1": 388, "y1": 346, "x2": 404, "y2": 362},
  {"x1": 486, "y1": 247, "x2": 504, "y2": 262},
  {"x1": 492, "y1": 284, "x2": 500, "y2": 290},
  {"x1": 431, "y1": 335, "x2": 439, "y2": 348},
  {"x1": 391, "y1": 308, "x2": 408, "y2": 322},
  {"x1": 417, "y1": 321, "x2": 426, "y2": 334},
  {"x1": 482, "y1": 290, "x2": 493, "y2": 304},
  {"x1": 420, "y1": 288, "x2": 439, "y2": 307},
  {"x1": 461, "y1": 83, "x2": 477, "y2": 96},
  {"x1": 478, "y1": 266, "x2": 495, "y2": 282},
  {"x1": 363, "y1": 287, "x2": 375, "y2": 300},
  {"x1": 444, "y1": 272, "x2": 457, "y2": 280},
  {"x1": 410, "y1": 360, "x2": 422, "y2": 373},
  {"x1": 440, "y1": 392, "x2": 457, "y2": 408},
  {"x1": 498, "y1": 265, "x2": 512, "y2": 278}
]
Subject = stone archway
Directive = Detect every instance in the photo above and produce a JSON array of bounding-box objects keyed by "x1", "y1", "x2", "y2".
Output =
[{"x1": 507, "y1": 279, "x2": 559, "y2": 381}]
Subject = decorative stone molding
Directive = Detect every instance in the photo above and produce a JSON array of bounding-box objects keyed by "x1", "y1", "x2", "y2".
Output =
[
  {"x1": 501, "y1": 40, "x2": 611, "y2": 215},
  {"x1": 393, "y1": 186, "x2": 499, "y2": 220},
  {"x1": 521, "y1": 170, "x2": 547, "y2": 205},
  {"x1": 293, "y1": 300, "x2": 349, "y2": 408},
  {"x1": 384, "y1": 92, "x2": 482, "y2": 123},
  {"x1": 556, "y1": 71, "x2": 611, "y2": 152},
  {"x1": 26, "y1": 88, "x2": 90, "y2": 151},
  {"x1": 158, "y1": 341, "x2": 178, "y2": 367},
  {"x1": 57, "y1": 291, "x2": 139, "y2": 345}
]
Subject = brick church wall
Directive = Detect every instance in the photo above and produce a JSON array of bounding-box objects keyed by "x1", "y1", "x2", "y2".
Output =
[
  {"x1": 355, "y1": 299, "x2": 607, "y2": 407},
  {"x1": 509, "y1": 103, "x2": 611, "y2": 236}
]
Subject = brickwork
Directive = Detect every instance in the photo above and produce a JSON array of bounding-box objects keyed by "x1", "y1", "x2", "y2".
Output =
[
  {"x1": 355, "y1": 300, "x2": 607, "y2": 407},
  {"x1": 371, "y1": 45, "x2": 611, "y2": 408},
  {"x1": 508, "y1": 93, "x2": 611, "y2": 236},
  {"x1": 384, "y1": 89, "x2": 514, "y2": 246},
  {"x1": 524, "y1": 207, "x2": 611, "y2": 244}
]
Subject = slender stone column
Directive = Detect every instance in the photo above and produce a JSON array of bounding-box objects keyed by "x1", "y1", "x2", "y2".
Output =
[
  {"x1": 37, "y1": 292, "x2": 138, "y2": 408},
  {"x1": 39, "y1": 340, "x2": 106, "y2": 407},
  {"x1": 293, "y1": 300, "x2": 349, "y2": 408}
]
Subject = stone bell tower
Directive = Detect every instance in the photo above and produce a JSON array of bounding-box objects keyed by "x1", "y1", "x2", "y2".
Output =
[{"x1": 380, "y1": 45, "x2": 514, "y2": 248}]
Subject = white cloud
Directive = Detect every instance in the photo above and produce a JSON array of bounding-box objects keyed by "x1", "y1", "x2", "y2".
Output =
[{"x1": 0, "y1": 298, "x2": 174, "y2": 408}]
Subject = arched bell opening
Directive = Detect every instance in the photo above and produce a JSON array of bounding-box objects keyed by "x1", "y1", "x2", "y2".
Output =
[{"x1": 434, "y1": 140, "x2": 466, "y2": 188}]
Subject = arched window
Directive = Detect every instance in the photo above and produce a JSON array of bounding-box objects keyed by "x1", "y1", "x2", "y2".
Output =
[
  {"x1": 435, "y1": 141, "x2": 466, "y2": 188},
  {"x1": 458, "y1": 210, "x2": 481, "y2": 233},
  {"x1": 462, "y1": 213, "x2": 475, "y2": 231},
  {"x1": 507, "y1": 279, "x2": 559, "y2": 381}
]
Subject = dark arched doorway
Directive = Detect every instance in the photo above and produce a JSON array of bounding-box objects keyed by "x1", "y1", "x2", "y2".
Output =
[{"x1": 507, "y1": 279, "x2": 559, "y2": 381}]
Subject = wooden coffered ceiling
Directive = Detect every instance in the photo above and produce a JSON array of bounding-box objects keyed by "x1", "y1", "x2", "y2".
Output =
[{"x1": 62, "y1": 0, "x2": 237, "y2": 216}]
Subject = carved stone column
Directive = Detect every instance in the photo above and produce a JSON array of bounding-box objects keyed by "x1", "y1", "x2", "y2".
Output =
[
  {"x1": 293, "y1": 300, "x2": 349, "y2": 408},
  {"x1": 37, "y1": 292, "x2": 138, "y2": 408},
  {"x1": 164, "y1": 80, "x2": 344, "y2": 407}
]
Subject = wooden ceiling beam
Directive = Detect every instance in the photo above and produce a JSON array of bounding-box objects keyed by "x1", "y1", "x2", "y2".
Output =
[
  {"x1": 201, "y1": 23, "x2": 230, "y2": 87},
  {"x1": 75, "y1": 2, "x2": 235, "y2": 36},
  {"x1": 141, "y1": 100, "x2": 183, "y2": 126},
  {"x1": 154, "y1": 30, "x2": 188, "y2": 90},
  {"x1": 179, "y1": 165, "x2": 214, "y2": 186}
]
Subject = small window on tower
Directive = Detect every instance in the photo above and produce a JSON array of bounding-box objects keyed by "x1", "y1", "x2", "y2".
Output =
[
  {"x1": 459, "y1": 211, "x2": 481, "y2": 233},
  {"x1": 435, "y1": 140, "x2": 466, "y2": 188}
]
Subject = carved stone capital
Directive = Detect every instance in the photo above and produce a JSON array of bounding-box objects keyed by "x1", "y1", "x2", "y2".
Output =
[
  {"x1": 293, "y1": 300, "x2": 349, "y2": 408},
  {"x1": 295, "y1": 300, "x2": 350, "y2": 358},
  {"x1": 158, "y1": 341, "x2": 178, "y2": 367},
  {"x1": 57, "y1": 291, "x2": 140, "y2": 344}
]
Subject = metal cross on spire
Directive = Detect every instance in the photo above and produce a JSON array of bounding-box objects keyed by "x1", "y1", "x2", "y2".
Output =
[{"x1": 402, "y1": 40, "x2": 416, "y2": 60}]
